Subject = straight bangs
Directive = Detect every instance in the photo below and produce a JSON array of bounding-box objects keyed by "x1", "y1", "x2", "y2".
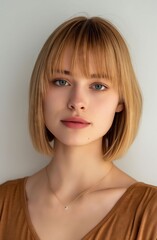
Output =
[
  {"x1": 45, "y1": 18, "x2": 123, "y2": 95},
  {"x1": 29, "y1": 16, "x2": 142, "y2": 159}
]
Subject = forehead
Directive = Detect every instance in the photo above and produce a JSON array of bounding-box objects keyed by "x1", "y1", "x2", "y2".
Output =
[{"x1": 53, "y1": 45, "x2": 111, "y2": 79}]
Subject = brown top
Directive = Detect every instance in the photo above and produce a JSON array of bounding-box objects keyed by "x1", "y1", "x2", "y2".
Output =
[{"x1": 0, "y1": 178, "x2": 157, "y2": 240}]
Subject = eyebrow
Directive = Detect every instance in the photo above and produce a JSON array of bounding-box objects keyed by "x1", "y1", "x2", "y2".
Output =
[
  {"x1": 53, "y1": 69, "x2": 109, "y2": 79},
  {"x1": 54, "y1": 69, "x2": 71, "y2": 75}
]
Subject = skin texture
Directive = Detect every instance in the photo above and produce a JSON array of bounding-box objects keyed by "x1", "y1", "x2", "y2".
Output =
[
  {"x1": 44, "y1": 47, "x2": 123, "y2": 148},
  {"x1": 26, "y1": 47, "x2": 136, "y2": 240},
  {"x1": 42, "y1": 46, "x2": 124, "y2": 195}
]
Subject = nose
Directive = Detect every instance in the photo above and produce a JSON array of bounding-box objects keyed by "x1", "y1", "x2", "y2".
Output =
[
  {"x1": 68, "y1": 102, "x2": 86, "y2": 111},
  {"x1": 67, "y1": 86, "x2": 87, "y2": 112}
]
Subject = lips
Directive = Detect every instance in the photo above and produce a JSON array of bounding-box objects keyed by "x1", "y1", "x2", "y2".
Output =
[
  {"x1": 61, "y1": 117, "x2": 90, "y2": 124},
  {"x1": 61, "y1": 117, "x2": 91, "y2": 129}
]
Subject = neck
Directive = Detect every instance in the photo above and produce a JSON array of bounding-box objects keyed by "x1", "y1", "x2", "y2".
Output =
[{"x1": 47, "y1": 139, "x2": 113, "y2": 196}]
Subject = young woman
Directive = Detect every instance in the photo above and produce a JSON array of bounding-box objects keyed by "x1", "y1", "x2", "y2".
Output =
[{"x1": 0, "y1": 16, "x2": 157, "y2": 240}]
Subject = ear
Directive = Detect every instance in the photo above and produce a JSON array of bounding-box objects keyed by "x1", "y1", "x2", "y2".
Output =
[{"x1": 115, "y1": 103, "x2": 124, "y2": 113}]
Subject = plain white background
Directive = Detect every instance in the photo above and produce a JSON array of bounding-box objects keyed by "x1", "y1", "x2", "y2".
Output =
[{"x1": 0, "y1": 0, "x2": 157, "y2": 184}]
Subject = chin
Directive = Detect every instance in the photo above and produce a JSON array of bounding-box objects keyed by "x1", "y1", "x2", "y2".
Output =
[
  {"x1": 54, "y1": 135, "x2": 101, "y2": 148},
  {"x1": 58, "y1": 139, "x2": 90, "y2": 147}
]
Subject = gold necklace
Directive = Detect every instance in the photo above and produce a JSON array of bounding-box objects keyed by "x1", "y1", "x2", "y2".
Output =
[{"x1": 45, "y1": 164, "x2": 113, "y2": 210}]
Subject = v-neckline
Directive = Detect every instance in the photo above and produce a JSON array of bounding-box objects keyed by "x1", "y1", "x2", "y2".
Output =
[{"x1": 22, "y1": 177, "x2": 142, "y2": 240}]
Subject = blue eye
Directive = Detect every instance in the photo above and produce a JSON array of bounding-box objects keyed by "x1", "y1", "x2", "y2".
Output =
[
  {"x1": 53, "y1": 79, "x2": 70, "y2": 86},
  {"x1": 91, "y1": 83, "x2": 107, "y2": 91}
]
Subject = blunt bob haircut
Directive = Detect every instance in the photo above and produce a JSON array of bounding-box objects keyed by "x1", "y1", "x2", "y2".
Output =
[{"x1": 29, "y1": 16, "x2": 142, "y2": 161}]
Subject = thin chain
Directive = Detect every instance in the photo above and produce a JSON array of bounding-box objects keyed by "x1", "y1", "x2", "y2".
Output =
[{"x1": 45, "y1": 164, "x2": 113, "y2": 210}]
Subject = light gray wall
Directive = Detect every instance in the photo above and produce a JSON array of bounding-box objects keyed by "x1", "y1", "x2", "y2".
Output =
[{"x1": 0, "y1": 0, "x2": 157, "y2": 184}]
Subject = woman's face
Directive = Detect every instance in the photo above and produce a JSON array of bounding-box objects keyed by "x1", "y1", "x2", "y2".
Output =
[{"x1": 43, "y1": 47, "x2": 123, "y2": 147}]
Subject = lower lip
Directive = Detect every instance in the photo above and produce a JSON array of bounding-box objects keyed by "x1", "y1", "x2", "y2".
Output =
[{"x1": 61, "y1": 121, "x2": 90, "y2": 129}]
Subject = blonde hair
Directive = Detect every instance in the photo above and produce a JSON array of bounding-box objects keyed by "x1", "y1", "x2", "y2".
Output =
[{"x1": 29, "y1": 16, "x2": 142, "y2": 161}]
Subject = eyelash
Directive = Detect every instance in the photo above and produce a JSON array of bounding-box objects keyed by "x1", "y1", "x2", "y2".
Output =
[
  {"x1": 52, "y1": 79, "x2": 70, "y2": 87},
  {"x1": 51, "y1": 79, "x2": 108, "y2": 91}
]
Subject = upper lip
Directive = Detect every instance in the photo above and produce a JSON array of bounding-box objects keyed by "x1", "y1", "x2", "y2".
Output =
[{"x1": 61, "y1": 117, "x2": 90, "y2": 124}]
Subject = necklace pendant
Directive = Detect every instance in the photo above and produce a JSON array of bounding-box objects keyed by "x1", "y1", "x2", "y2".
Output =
[{"x1": 64, "y1": 206, "x2": 69, "y2": 210}]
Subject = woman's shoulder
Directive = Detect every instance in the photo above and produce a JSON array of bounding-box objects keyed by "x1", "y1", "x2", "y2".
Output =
[
  {"x1": 124, "y1": 181, "x2": 157, "y2": 203},
  {"x1": 123, "y1": 181, "x2": 157, "y2": 214},
  {"x1": 0, "y1": 177, "x2": 27, "y2": 188},
  {"x1": 0, "y1": 177, "x2": 27, "y2": 201},
  {"x1": 129, "y1": 182, "x2": 157, "y2": 235},
  {"x1": 112, "y1": 166, "x2": 157, "y2": 200},
  {"x1": 129, "y1": 181, "x2": 157, "y2": 196}
]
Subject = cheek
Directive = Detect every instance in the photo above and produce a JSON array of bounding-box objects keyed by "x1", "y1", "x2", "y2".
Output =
[
  {"x1": 43, "y1": 91, "x2": 64, "y2": 127},
  {"x1": 43, "y1": 90, "x2": 57, "y2": 111},
  {"x1": 43, "y1": 94, "x2": 55, "y2": 123},
  {"x1": 43, "y1": 88, "x2": 67, "y2": 111},
  {"x1": 97, "y1": 98, "x2": 119, "y2": 116},
  {"x1": 96, "y1": 100, "x2": 118, "y2": 126},
  {"x1": 43, "y1": 96, "x2": 50, "y2": 116}
]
